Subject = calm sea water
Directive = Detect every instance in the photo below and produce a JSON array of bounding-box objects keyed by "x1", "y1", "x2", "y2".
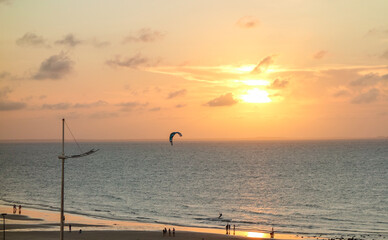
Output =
[{"x1": 0, "y1": 140, "x2": 387, "y2": 238}]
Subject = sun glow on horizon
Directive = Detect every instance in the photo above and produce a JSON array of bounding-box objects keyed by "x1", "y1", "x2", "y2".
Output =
[
  {"x1": 238, "y1": 79, "x2": 270, "y2": 86},
  {"x1": 240, "y1": 88, "x2": 271, "y2": 103},
  {"x1": 247, "y1": 232, "x2": 266, "y2": 238}
]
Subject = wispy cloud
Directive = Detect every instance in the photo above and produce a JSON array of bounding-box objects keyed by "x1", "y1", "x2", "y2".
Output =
[
  {"x1": 268, "y1": 79, "x2": 289, "y2": 89},
  {"x1": 351, "y1": 88, "x2": 380, "y2": 104},
  {"x1": 167, "y1": 89, "x2": 187, "y2": 99},
  {"x1": 0, "y1": 86, "x2": 11, "y2": 98},
  {"x1": 16, "y1": 33, "x2": 49, "y2": 48},
  {"x1": 0, "y1": 101, "x2": 26, "y2": 111},
  {"x1": 205, "y1": 93, "x2": 238, "y2": 107},
  {"x1": 349, "y1": 73, "x2": 381, "y2": 87},
  {"x1": 73, "y1": 100, "x2": 108, "y2": 108},
  {"x1": 123, "y1": 28, "x2": 164, "y2": 43},
  {"x1": 33, "y1": 52, "x2": 73, "y2": 80},
  {"x1": 0, "y1": 71, "x2": 10, "y2": 79},
  {"x1": 381, "y1": 50, "x2": 388, "y2": 60},
  {"x1": 0, "y1": 0, "x2": 12, "y2": 5},
  {"x1": 175, "y1": 104, "x2": 186, "y2": 108},
  {"x1": 42, "y1": 102, "x2": 72, "y2": 110},
  {"x1": 91, "y1": 38, "x2": 110, "y2": 48},
  {"x1": 55, "y1": 34, "x2": 82, "y2": 47},
  {"x1": 42, "y1": 100, "x2": 108, "y2": 110},
  {"x1": 106, "y1": 54, "x2": 153, "y2": 69},
  {"x1": 0, "y1": 87, "x2": 26, "y2": 111},
  {"x1": 89, "y1": 111, "x2": 118, "y2": 119},
  {"x1": 365, "y1": 28, "x2": 388, "y2": 37},
  {"x1": 251, "y1": 56, "x2": 274, "y2": 74},
  {"x1": 313, "y1": 50, "x2": 327, "y2": 60},
  {"x1": 236, "y1": 16, "x2": 259, "y2": 29},
  {"x1": 116, "y1": 101, "x2": 148, "y2": 111},
  {"x1": 149, "y1": 107, "x2": 161, "y2": 111},
  {"x1": 333, "y1": 89, "x2": 351, "y2": 98}
]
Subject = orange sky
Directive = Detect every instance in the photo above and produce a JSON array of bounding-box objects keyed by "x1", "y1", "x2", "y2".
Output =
[{"x1": 1, "y1": 0, "x2": 388, "y2": 140}]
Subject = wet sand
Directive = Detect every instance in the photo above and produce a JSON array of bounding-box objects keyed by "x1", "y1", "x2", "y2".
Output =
[{"x1": 4, "y1": 230, "x2": 254, "y2": 240}]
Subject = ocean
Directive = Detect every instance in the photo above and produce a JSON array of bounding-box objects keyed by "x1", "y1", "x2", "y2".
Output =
[{"x1": 0, "y1": 140, "x2": 387, "y2": 239}]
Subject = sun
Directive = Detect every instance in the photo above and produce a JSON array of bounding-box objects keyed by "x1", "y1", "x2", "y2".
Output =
[
  {"x1": 240, "y1": 88, "x2": 271, "y2": 103},
  {"x1": 247, "y1": 232, "x2": 266, "y2": 238}
]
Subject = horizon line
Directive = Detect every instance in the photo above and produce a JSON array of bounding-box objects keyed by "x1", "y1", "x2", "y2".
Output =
[{"x1": 0, "y1": 136, "x2": 387, "y2": 143}]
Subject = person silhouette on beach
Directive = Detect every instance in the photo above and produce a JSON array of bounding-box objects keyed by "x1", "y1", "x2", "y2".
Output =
[
  {"x1": 13, "y1": 205, "x2": 16, "y2": 214},
  {"x1": 270, "y1": 227, "x2": 275, "y2": 239},
  {"x1": 173, "y1": 228, "x2": 175, "y2": 237},
  {"x1": 233, "y1": 225, "x2": 235, "y2": 235},
  {"x1": 226, "y1": 224, "x2": 228, "y2": 234},
  {"x1": 169, "y1": 228, "x2": 171, "y2": 236},
  {"x1": 69, "y1": 224, "x2": 72, "y2": 232},
  {"x1": 18, "y1": 205, "x2": 22, "y2": 214}
]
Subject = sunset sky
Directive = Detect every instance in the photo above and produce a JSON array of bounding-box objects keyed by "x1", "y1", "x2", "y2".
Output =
[{"x1": 1, "y1": 0, "x2": 388, "y2": 140}]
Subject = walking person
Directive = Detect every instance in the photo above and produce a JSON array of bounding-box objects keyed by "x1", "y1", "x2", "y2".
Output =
[
  {"x1": 270, "y1": 227, "x2": 275, "y2": 239},
  {"x1": 13, "y1": 205, "x2": 16, "y2": 214},
  {"x1": 18, "y1": 205, "x2": 22, "y2": 214},
  {"x1": 173, "y1": 228, "x2": 175, "y2": 237},
  {"x1": 233, "y1": 224, "x2": 235, "y2": 235},
  {"x1": 226, "y1": 224, "x2": 228, "y2": 234}
]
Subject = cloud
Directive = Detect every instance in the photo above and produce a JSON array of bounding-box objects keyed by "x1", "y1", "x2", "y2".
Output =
[
  {"x1": 269, "y1": 79, "x2": 289, "y2": 89},
  {"x1": 89, "y1": 111, "x2": 118, "y2": 119},
  {"x1": 351, "y1": 88, "x2": 379, "y2": 104},
  {"x1": 0, "y1": 71, "x2": 10, "y2": 79},
  {"x1": 0, "y1": 87, "x2": 26, "y2": 111},
  {"x1": 106, "y1": 54, "x2": 150, "y2": 69},
  {"x1": 350, "y1": 73, "x2": 381, "y2": 87},
  {"x1": 91, "y1": 39, "x2": 110, "y2": 48},
  {"x1": 55, "y1": 34, "x2": 82, "y2": 47},
  {"x1": 16, "y1": 33, "x2": 49, "y2": 48},
  {"x1": 366, "y1": 28, "x2": 388, "y2": 37},
  {"x1": 0, "y1": 0, "x2": 12, "y2": 5},
  {"x1": 333, "y1": 89, "x2": 351, "y2": 98},
  {"x1": 313, "y1": 50, "x2": 327, "y2": 60},
  {"x1": 205, "y1": 93, "x2": 238, "y2": 107},
  {"x1": 175, "y1": 104, "x2": 186, "y2": 108},
  {"x1": 42, "y1": 102, "x2": 72, "y2": 110},
  {"x1": 0, "y1": 101, "x2": 26, "y2": 111},
  {"x1": 74, "y1": 100, "x2": 107, "y2": 108},
  {"x1": 149, "y1": 107, "x2": 161, "y2": 111},
  {"x1": 123, "y1": 28, "x2": 164, "y2": 43},
  {"x1": 251, "y1": 56, "x2": 274, "y2": 74},
  {"x1": 116, "y1": 101, "x2": 148, "y2": 111},
  {"x1": 33, "y1": 52, "x2": 73, "y2": 80},
  {"x1": 167, "y1": 89, "x2": 187, "y2": 99},
  {"x1": 0, "y1": 86, "x2": 12, "y2": 99},
  {"x1": 41, "y1": 101, "x2": 107, "y2": 110},
  {"x1": 381, "y1": 50, "x2": 388, "y2": 60},
  {"x1": 236, "y1": 16, "x2": 259, "y2": 28}
]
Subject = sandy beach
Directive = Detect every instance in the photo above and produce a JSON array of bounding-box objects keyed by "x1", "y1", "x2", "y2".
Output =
[
  {"x1": 0, "y1": 204, "x2": 307, "y2": 240},
  {"x1": 4, "y1": 230, "x2": 255, "y2": 240}
]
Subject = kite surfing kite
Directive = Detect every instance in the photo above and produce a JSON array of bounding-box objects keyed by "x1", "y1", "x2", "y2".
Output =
[{"x1": 169, "y1": 132, "x2": 182, "y2": 145}]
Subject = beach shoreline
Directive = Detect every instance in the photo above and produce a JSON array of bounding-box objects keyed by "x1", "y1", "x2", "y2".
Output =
[{"x1": 0, "y1": 204, "x2": 311, "y2": 240}]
